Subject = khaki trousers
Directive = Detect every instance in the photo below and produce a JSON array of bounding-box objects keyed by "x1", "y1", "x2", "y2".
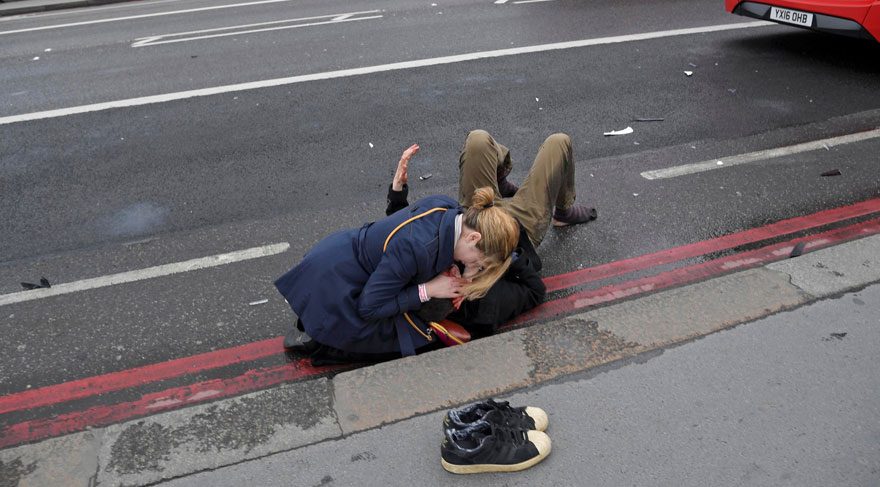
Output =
[{"x1": 458, "y1": 130, "x2": 576, "y2": 247}]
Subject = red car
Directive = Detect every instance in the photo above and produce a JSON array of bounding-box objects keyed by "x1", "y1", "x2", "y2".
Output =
[{"x1": 725, "y1": 0, "x2": 880, "y2": 42}]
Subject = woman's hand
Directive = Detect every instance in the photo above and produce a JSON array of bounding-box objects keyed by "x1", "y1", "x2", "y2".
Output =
[
  {"x1": 392, "y1": 144, "x2": 419, "y2": 191},
  {"x1": 425, "y1": 270, "x2": 466, "y2": 299}
]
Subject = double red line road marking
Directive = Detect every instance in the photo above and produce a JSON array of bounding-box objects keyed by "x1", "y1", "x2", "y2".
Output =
[{"x1": 3, "y1": 198, "x2": 880, "y2": 449}]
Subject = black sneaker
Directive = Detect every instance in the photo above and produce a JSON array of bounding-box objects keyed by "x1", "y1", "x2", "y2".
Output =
[
  {"x1": 444, "y1": 399, "x2": 548, "y2": 432},
  {"x1": 552, "y1": 205, "x2": 597, "y2": 227},
  {"x1": 441, "y1": 421, "x2": 551, "y2": 474}
]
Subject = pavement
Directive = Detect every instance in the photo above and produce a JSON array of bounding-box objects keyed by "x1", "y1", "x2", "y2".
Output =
[
  {"x1": 2, "y1": 229, "x2": 879, "y2": 486},
  {"x1": 0, "y1": 0, "x2": 139, "y2": 17}
]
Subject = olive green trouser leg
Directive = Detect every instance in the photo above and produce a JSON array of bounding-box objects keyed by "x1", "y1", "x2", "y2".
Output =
[
  {"x1": 458, "y1": 129, "x2": 512, "y2": 204},
  {"x1": 458, "y1": 130, "x2": 576, "y2": 247}
]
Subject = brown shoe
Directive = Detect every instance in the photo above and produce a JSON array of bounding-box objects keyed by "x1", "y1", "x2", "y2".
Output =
[{"x1": 552, "y1": 206, "x2": 597, "y2": 227}]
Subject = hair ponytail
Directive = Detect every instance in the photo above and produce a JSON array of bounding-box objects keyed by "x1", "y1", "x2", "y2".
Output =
[{"x1": 461, "y1": 187, "x2": 519, "y2": 300}]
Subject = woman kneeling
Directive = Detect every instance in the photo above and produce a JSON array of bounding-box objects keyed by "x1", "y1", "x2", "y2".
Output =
[{"x1": 274, "y1": 187, "x2": 519, "y2": 364}]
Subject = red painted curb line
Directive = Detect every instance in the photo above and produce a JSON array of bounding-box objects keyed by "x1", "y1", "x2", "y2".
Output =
[
  {"x1": 2, "y1": 219, "x2": 877, "y2": 449},
  {"x1": 0, "y1": 358, "x2": 346, "y2": 450},
  {"x1": 0, "y1": 337, "x2": 285, "y2": 416},
  {"x1": 512, "y1": 218, "x2": 880, "y2": 325},
  {"x1": 1, "y1": 198, "x2": 878, "y2": 419},
  {"x1": 543, "y1": 197, "x2": 880, "y2": 292}
]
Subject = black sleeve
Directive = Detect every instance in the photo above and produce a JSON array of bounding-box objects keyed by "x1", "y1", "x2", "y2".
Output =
[
  {"x1": 386, "y1": 183, "x2": 409, "y2": 216},
  {"x1": 448, "y1": 249, "x2": 546, "y2": 338}
]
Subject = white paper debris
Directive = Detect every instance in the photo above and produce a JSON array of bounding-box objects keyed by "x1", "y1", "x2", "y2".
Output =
[
  {"x1": 369, "y1": 142, "x2": 374, "y2": 148},
  {"x1": 249, "y1": 299, "x2": 269, "y2": 306},
  {"x1": 633, "y1": 193, "x2": 639, "y2": 197},
  {"x1": 684, "y1": 71, "x2": 693, "y2": 76},
  {"x1": 32, "y1": 57, "x2": 40, "y2": 61},
  {"x1": 603, "y1": 126, "x2": 633, "y2": 136},
  {"x1": 44, "y1": 48, "x2": 52, "y2": 52},
  {"x1": 716, "y1": 161, "x2": 724, "y2": 165},
  {"x1": 431, "y1": 2, "x2": 437, "y2": 5},
  {"x1": 535, "y1": 97, "x2": 539, "y2": 102}
]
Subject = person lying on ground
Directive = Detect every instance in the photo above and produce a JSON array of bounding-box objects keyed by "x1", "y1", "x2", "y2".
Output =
[
  {"x1": 274, "y1": 186, "x2": 520, "y2": 365},
  {"x1": 383, "y1": 130, "x2": 598, "y2": 337}
]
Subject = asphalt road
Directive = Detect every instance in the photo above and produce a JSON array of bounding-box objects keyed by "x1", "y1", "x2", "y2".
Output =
[{"x1": 1, "y1": 0, "x2": 879, "y2": 410}]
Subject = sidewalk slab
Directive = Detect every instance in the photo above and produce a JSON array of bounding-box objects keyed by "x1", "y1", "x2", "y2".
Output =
[
  {"x1": 97, "y1": 378, "x2": 339, "y2": 487},
  {"x1": 0, "y1": 429, "x2": 102, "y2": 487},
  {"x1": 581, "y1": 268, "x2": 810, "y2": 348},
  {"x1": 767, "y1": 234, "x2": 880, "y2": 298},
  {"x1": 333, "y1": 331, "x2": 533, "y2": 435}
]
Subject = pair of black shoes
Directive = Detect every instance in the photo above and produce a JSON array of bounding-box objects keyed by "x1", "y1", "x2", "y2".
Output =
[{"x1": 441, "y1": 399, "x2": 552, "y2": 474}]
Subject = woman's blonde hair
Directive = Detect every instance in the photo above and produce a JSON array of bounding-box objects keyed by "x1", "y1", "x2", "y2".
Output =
[{"x1": 461, "y1": 187, "x2": 520, "y2": 300}]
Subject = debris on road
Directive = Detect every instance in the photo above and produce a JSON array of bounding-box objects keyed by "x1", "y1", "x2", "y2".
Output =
[
  {"x1": 419, "y1": 173, "x2": 433, "y2": 180},
  {"x1": 684, "y1": 71, "x2": 693, "y2": 76},
  {"x1": 822, "y1": 332, "x2": 847, "y2": 341},
  {"x1": 248, "y1": 299, "x2": 269, "y2": 306},
  {"x1": 821, "y1": 169, "x2": 842, "y2": 177},
  {"x1": 633, "y1": 117, "x2": 664, "y2": 122},
  {"x1": 20, "y1": 277, "x2": 51, "y2": 290},
  {"x1": 789, "y1": 242, "x2": 806, "y2": 258},
  {"x1": 368, "y1": 142, "x2": 374, "y2": 148},
  {"x1": 603, "y1": 126, "x2": 633, "y2": 136}
]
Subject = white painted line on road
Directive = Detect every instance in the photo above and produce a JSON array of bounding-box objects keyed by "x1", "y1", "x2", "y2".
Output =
[
  {"x1": 640, "y1": 128, "x2": 880, "y2": 180},
  {"x1": 131, "y1": 10, "x2": 382, "y2": 47},
  {"x1": 0, "y1": 0, "x2": 300, "y2": 36},
  {"x1": 494, "y1": 0, "x2": 510, "y2": 4},
  {"x1": 0, "y1": 242, "x2": 290, "y2": 307},
  {"x1": 0, "y1": 21, "x2": 770, "y2": 125},
  {"x1": 513, "y1": 0, "x2": 557, "y2": 4}
]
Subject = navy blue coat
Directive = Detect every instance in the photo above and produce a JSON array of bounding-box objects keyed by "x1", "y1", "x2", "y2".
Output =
[{"x1": 275, "y1": 195, "x2": 462, "y2": 356}]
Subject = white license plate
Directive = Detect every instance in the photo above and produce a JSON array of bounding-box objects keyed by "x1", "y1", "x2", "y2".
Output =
[{"x1": 770, "y1": 6, "x2": 814, "y2": 27}]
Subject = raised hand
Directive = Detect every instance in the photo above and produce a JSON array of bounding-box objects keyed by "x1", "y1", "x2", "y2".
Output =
[{"x1": 393, "y1": 143, "x2": 419, "y2": 191}]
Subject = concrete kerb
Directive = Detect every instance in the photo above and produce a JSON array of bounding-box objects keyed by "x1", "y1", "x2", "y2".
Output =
[{"x1": 2, "y1": 234, "x2": 879, "y2": 486}]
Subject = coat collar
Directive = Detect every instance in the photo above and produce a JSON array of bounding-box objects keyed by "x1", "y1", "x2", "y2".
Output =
[{"x1": 436, "y1": 207, "x2": 461, "y2": 272}]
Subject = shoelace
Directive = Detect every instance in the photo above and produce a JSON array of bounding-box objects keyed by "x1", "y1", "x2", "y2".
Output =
[{"x1": 492, "y1": 424, "x2": 528, "y2": 446}]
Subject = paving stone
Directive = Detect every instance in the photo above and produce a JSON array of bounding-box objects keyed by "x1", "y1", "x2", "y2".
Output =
[
  {"x1": 0, "y1": 429, "x2": 103, "y2": 487},
  {"x1": 333, "y1": 331, "x2": 531, "y2": 434},
  {"x1": 97, "y1": 378, "x2": 339, "y2": 487},
  {"x1": 767, "y1": 234, "x2": 880, "y2": 298}
]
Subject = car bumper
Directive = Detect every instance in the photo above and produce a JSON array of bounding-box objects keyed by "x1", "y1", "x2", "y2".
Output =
[{"x1": 726, "y1": 1, "x2": 880, "y2": 42}]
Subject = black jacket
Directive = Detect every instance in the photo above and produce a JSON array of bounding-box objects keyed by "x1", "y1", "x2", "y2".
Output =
[{"x1": 386, "y1": 184, "x2": 546, "y2": 337}]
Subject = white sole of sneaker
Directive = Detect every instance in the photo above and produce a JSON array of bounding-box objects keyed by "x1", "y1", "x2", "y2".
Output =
[
  {"x1": 525, "y1": 406, "x2": 549, "y2": 432},
  {"x1": 441, "y1": 431, "x2": 552, "y2": 474}
]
